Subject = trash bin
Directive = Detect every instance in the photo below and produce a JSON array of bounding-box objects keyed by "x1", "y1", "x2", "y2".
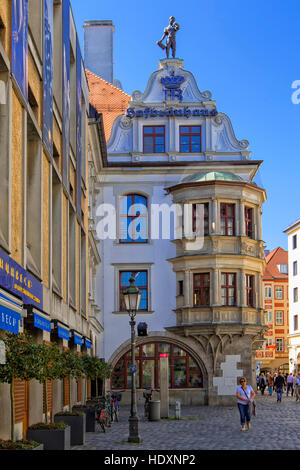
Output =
[{"x1": 149, "y1": 400, "x2": 160, "y2": 421}]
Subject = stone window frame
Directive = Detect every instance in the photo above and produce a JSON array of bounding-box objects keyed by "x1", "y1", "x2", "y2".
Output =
[{"x1": 275, "y1": 311, "x2": 284, "y2": 326}]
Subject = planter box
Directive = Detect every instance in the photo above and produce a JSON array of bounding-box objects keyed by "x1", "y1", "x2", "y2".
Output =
[
  {"x1": 54, "y1": 414, "x2": 86, "y2": 446},
  {"x1": 72, "y1": 407, "x2": 96, "y2": 432},
  {"x1": 26, "y1": 426, "x2": 71, "y2": 451}
]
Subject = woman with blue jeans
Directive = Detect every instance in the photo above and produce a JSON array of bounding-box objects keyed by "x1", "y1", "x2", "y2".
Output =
[{"x1": 236, "y1": 377, "x2": 256, "y2": 431}]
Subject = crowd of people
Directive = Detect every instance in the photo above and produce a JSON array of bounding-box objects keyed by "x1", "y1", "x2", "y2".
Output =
[{"x1": 256, "y1": 371, "x2": 300, "y2": 402}]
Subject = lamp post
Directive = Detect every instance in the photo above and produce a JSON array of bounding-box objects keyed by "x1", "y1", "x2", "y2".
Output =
[{"x1": 122, "y1": 276, "x2": 141, "y2": 443}]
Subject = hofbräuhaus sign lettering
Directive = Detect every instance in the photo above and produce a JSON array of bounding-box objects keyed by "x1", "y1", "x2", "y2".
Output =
[{"x1": 126, "y1": 107, "x2": 218, "y2": 119}]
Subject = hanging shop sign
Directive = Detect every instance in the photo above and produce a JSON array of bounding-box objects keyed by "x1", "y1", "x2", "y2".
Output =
[
  {"x1": 11, "y1": 0, "x2": 28, "y2": 101},
  {"x1": 0, "y1": 249, "x2": 43, "y2": 309},
  {"x1": 42, "y1": 0, "x2": 54, "y2": 157},
  {"x1": 126, "y1": 107, "x2": 218, "y2": 119}
]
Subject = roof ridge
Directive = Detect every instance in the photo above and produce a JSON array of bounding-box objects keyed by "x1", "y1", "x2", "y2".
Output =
[{"x1": 85, "y1": 68, "x2": 131, "y2": 98}]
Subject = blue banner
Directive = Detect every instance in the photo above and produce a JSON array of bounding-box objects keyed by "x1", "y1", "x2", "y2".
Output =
[
  {"x1": 34, "y1": 312, "x2": 51, "y2": 332},
  {"x1": 0, "y1": 305, "x2": 21, "y2": 334},
  {"x1": 11, "y1": 0, "x2": 28, "y2": 101},
  {"x1": 76, "y1": 37, "x2": 82, "y2": 217},
  {"x1": 62, "y1": 0, "x2": 70, "y2": 190},
  {"x1": 0, "y1": 249, "x2": 43, "y2": 309},
  {"x1": 58, "y1": 325, "x2": 70, "y2": 341},
  {"x1": 74, "y1": 334, "x2": 83, "y2": 346},
  {"x1": 85, "y1": 338, "x2": 92, "y2": 349},
  {"x1": 43, "y1": 0, "x2": 53, "y2": 157}
]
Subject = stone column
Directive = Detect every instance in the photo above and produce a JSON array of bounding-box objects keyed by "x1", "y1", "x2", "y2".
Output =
[
  {"x1": 239, "y1": 200, "x2": 245, "y2": 237},
  {"x1": 211, "y1": 198, "x2": 218, "y2": 234},
  {"x1": 184, "y1": 270, "x2": 191, "y2": 307},
  {"x1": 212, "y1": 269, "x2": 219, "y2": 305},
  {"x1": 256, "y1": 206, "x2": 262, "y2": 241},
  {"x1": 240, "y1": 270, "x2": 246, "y2": 307}
]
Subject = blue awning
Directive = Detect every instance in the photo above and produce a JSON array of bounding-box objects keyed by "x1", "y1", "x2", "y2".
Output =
[
  {"x1": 58, "y1": 325, "x2": 70, "y2": 341},
  {"x1": 33, "y1": 312, "x2": 51, "y2": 332},
  {"x1": 0, "y1": 288, "x2": 23, "y2": 334},
  {"x1": 74, "y1": 333, "x2": 83, "y2": 346},
  {"x1": 85, "y1": 338, "x2": 92, "y2": 349},
  {"x1": 0, "y1": 305, "x2": 21, "y2": 334}
]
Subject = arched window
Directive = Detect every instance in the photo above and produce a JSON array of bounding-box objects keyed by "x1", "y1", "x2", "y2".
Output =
[
  {"x1": 111, "y1": 342, "x2": 203, "y2": 389},
  {"x1": 119, "y1": 194, "x2": 148, "y2": 243}
]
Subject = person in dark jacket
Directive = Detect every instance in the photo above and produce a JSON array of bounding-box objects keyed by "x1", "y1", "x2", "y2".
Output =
[
  {"x1": 274, "y1": 372, "x2": 285, "y2": 402},
  {"x1": 259, "y1": 373, "x2": 267, "y2": 395}
]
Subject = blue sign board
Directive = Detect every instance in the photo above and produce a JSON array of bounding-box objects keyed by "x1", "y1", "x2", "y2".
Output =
[
  {"x1": 42, "y1": 0, "x2": 53, "y2": 157},
  {"x1": 11, "y1": 0, "x2": 28, "y2": 101},
  {"x1": 0, "y1": 305, "x2": 21, "y2": 334},
  {"x1": 58, "y1": 326, "x2": 70, "y2": 341},
  {"x1": 33, "y1": 312, "x2": 51, "y2": 332},
  {"x1": 62, "y1": 0, "x2": 70, "y2": 190},
  {"x1": 129, "y1": 364, "x2": 137, "y2": 374},
  {"x1": 85, "y1": 338, "x2": 92, "y2": 349},
  {"x1": 0, "y1": 249, "x2": 43, "y2": 309},
  {"x1": 74, "y1": 334, "x2": 83, "y2": 346}
]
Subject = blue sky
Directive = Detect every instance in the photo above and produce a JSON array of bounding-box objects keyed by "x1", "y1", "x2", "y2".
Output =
[{"x1": 71, "y1": 0, "x2": 300, "y2": 251}]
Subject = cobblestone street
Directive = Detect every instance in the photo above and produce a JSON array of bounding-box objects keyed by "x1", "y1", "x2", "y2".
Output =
[{"x1": 72, "y1": 394, "x2": 300, "y2": 451}]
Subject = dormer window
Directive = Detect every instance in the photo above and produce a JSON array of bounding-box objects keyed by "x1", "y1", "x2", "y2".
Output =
[
  {"x1": 143, "y1": 126, "x2": 165, "y2": 153},
  {"x1": 180, "y1": 126, "x2": 201, "y2": 153}
]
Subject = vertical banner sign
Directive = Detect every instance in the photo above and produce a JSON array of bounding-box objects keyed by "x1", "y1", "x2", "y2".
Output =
[
  {"x1": 62, "y1": 0, "x2": 70, "y2": 190},
  {"x1": 11, "y1": 0, "x2": 28, "y2": 101},
  {"x1": 76, "y1": 37, "x2": 82, "y2": 218},
  {"x1": 43, "y1": 0, "x2": 53, "y2": 157}
]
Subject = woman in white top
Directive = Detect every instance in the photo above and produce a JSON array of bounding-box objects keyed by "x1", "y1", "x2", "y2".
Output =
[{"x1": 236, "y1": 377, "x2": 256, "y2": 431}]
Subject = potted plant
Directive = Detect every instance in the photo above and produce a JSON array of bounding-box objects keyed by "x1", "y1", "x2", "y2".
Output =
[
  {"x1": 56, "y1": 350, "x2": 86, "y2": 443},
  {"x1": 26, "y1": 342, "x2": 71, "y2": 450},
  {"x1": 0, "y1": 332, "x2": 38, "y2": 446},
  {"x1": 0, "y1": 439, "x2": 44, "y2": 450},
  {"x1": 54, "y1": 411, "x2": 85, "y2": 445},
  {"x1": 26, "y1": 422, "x2": 70, "y2": 451}
]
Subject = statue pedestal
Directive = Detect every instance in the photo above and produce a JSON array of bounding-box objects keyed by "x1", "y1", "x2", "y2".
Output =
[{"x1": 159, "y1": 58, "x2": 184, "y2": 70}]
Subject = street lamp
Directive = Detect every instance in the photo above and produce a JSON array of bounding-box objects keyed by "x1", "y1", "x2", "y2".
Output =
[{"x1": 122, "y1": 276, "x2": 142, "y2": 443}]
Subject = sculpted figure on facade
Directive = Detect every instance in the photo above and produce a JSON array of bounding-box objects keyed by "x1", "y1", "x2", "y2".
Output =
[{"x1": 157, "y1": 16, "x2": 180, "y2": 58}]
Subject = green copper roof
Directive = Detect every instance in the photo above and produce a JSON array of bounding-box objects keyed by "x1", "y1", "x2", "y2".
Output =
[{"x1": 181, "y1": 171, "x2": 244, "y2": 184}]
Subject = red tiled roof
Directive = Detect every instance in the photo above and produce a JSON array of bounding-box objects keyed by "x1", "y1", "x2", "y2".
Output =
[
  {"x1": 86, "y1": 69, "x2": 131, "y2": 141},
  {"x1": 263, "y1": 247, "x2": 288, "y2": 280}
]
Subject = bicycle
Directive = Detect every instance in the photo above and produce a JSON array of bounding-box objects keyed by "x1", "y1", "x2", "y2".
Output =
[
  {"x1": 108, "y1": 390, "x2": 124, "y2": 422},
  {"x1": 95, "y1": 396, "x2": 112, "y2": 432}
]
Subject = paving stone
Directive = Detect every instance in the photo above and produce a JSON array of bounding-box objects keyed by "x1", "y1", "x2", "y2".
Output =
[{"x1": 71, "y1": 394, "x2": 300, "y2": 450}]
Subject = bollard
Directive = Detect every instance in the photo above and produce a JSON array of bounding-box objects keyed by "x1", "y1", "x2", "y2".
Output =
[{"x1": 175, "y1": 400, "x2": 181, "y2": 420}]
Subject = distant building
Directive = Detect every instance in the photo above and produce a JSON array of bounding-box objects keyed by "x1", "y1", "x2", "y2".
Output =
[
  {"x1": 284, "y1": 220, "x2": 300, "y2": 373},
  {"x1": 255, "y1": 247, "x2": 289, "y2": 374}
]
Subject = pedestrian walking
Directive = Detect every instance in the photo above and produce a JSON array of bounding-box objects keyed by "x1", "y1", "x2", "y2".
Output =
[
  {"x1": 274, "y1": 372, "x2": 285, "y2": 402},
  {"x1": 259, "y1": 373, "x2": 267, "y2": 395},
  {"x1": 295, "y1": 373, "x2": 300, "y2": 402},
  {"x1": 236, "y1": 377, "x2": 256, "y2": 432},
  {"x1": 267, "y1": 374, "x2": 274, "y2": 396},
  {"x1": 286, "y1": 373, "x2": 294, "y2": 396}
]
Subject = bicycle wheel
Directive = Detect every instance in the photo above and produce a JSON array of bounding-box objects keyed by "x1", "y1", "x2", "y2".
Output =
[
  {"x1": 114, "y1": 406, "x2": 119, "y2": 422},
  {"x1": 100, "y1": 420, "x2": 106, "y2": 433}
]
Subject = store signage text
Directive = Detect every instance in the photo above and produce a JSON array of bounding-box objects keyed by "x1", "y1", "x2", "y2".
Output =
[
  {"x1": 0, "y1": 306, "x2": 21, "y2": 334},
  {"x1": 126, "y1": 107, "x2": 218, "y2": 119},
  {"x1": 0, "y1": 249, "x2": 43, "y2": 309}
]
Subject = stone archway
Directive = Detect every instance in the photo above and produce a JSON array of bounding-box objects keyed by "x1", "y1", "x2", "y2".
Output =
[{"x1": 107, "y1": 331, "x2": 210, "y2": 406}]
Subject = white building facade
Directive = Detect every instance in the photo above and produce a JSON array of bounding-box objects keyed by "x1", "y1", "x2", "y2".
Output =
[
  {"x1": 95, "y1": 58, "x2": 267, "y2": 405},
  {"x1": 284, "y1": 220, "x2": 300, "y2": 373}
]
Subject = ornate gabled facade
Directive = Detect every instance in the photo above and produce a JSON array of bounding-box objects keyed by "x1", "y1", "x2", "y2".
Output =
[{"x1": 94, "y1": 57, "x2": 267, "y2": 405}]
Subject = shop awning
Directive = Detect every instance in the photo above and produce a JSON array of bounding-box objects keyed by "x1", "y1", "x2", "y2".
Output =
[
  {"x1": 0, "y1": 288, "x2": 23, "y2": 334},
  {"x1": 85, "y1": 338, "x2": 92, "y2": 349}
]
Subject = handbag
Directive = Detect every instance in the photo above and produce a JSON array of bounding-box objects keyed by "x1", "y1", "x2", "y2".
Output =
[{"x1": 241, "y1": 386, "x2": 256, "y2": 416}]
